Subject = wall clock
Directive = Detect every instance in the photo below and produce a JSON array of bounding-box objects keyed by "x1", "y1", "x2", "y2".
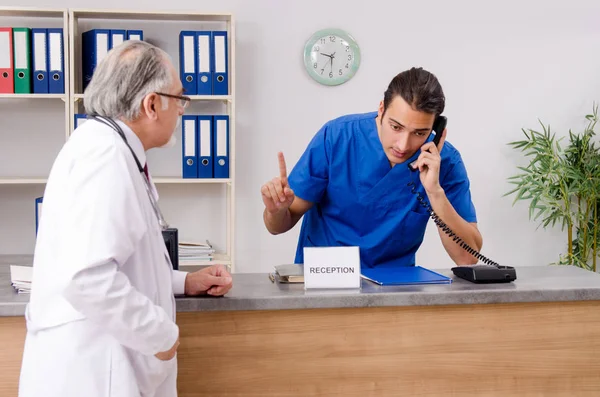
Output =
[{"x1": 303, "y1": 28, "x2": 361, "y2": 86}]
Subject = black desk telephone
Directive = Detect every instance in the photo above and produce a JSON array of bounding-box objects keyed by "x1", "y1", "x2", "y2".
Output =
[{"x1": 408, "y1": 115, "x2": 516, "y2": 284}]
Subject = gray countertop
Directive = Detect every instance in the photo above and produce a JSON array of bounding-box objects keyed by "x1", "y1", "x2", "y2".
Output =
[{"x1": 2, "y1": 255, "x2": 600, "y2": 316}]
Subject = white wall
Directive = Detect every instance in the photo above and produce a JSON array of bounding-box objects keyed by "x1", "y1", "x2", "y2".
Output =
[{"x1": 2, "y1": 0, "x2": 599, "y2": 273}]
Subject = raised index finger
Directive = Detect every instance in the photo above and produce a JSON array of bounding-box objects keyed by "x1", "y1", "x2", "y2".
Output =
[{"x1": 278, "y1": 152, "x2": 288, "y2": 180}]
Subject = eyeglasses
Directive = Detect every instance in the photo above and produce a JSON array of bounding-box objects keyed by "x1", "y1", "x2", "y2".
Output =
[{"x1": 155, "y1": 92, "x2": 191, "y2": 109}]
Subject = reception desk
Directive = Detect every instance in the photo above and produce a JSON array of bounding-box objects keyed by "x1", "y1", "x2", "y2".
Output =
[{"x1": 2, "y1": 260, "x2": 600, "y2": 396}]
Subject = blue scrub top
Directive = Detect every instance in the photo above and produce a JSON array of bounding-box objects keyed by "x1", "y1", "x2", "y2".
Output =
[{"x1": 287, "y1": 111, "x2": 477, "y2": 269}]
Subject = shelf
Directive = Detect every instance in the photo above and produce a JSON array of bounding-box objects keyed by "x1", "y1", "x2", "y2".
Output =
[
  {"x1": 0, "y1": 6, "x2": 66, "y2": 18},
  {"x1": 0, "y1": 178, "x2": 47, "y2": 185},
  {"x1": 188, "y1": 95, "x2": 232, "y2": 102},
  {"x1": 179, "y1": 253, "x2": 231, "y2": 267},
  {"x1": 153, "y1": 178, "x2": 230, "y2": 184},
  {"x1": 0, "y1": 177, "x2": 230, "y2": 185},
  {"x1": 70, "y1": 9, "x2": 231, "y2": 22},
  {"x1": 73, "y1": 94, "x2": 231, "y2": 102},
  {"x1": 3, "y1": 7, "x2": 236, "y2": 272},
  {"x1": 0, "y1": 253, "x2": 231, "y2": 267},
  {"x1": 0, "y1": 94, "x2": 66, "y2": 100}
]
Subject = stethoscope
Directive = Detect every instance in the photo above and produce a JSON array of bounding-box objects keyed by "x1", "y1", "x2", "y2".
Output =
[{"x1": 89, "y1": 115, "x2": 170, "y2": 231}]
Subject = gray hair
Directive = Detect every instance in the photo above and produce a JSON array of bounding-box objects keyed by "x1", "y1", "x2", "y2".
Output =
[{"x1": 84, "y1": 40, "x2": 172, "y2": 121}]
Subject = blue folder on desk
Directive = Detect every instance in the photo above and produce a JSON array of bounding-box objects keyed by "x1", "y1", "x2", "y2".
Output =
[{"x1": 361, "y1": 266, "x2": 452, "y2": 285}]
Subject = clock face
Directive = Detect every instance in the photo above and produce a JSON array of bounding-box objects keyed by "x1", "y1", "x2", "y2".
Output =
[{"x1": 303, "y1": 29, "x2": 360, "y2": 86}]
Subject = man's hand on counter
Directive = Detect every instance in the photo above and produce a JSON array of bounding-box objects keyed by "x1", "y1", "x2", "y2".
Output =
[{"x1": 184, "y1": 265, "x2": 233, "y2": 296}]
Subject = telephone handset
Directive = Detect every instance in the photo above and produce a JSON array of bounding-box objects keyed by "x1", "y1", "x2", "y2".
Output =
[
  {"x1": 408, "y1": 115, "x2": 447, "y2": 172},
  {"x1": 430, "y1": 114, "x2": 447, "y2": 146},
  {"x1": 405, "y1": 115, "x2": 517, "y2": 283}
]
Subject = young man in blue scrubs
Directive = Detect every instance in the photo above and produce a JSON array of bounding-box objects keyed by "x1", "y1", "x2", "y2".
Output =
[{"x1": 261, "y1": 67, "x2": 481, "y2": 269}]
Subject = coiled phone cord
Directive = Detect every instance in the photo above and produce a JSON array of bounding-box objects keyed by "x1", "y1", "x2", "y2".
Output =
[{"x1": 407, "y1": 181, "x2": 500, "y2": 267}]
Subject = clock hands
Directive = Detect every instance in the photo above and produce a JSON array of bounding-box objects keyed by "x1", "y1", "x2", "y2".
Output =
[
  {"x1": 319, "y1": 57, "x2": 331, "y2": 75},
  {"x1": 318, "y1": 52, "x2": 336, "y2": 76},
  {"x1": 317, "y1": 51, "x2": 338, "y2": 76},
  {"x1": 330, "y1": 52, "x2": 336, "y2": 74}
]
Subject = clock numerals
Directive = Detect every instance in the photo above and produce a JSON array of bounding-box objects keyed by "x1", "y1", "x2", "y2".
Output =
[
  {"x1": 311, "y1": 44, "x2": 352, "y2": 77},
  {"x1": 329, "y1": 35, "x2": 336, "y2": 42},
  {"x1": 320, "y1": 38, "x2": 326, "y2": 44}
]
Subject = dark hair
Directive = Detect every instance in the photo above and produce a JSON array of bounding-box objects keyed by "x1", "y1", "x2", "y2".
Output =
[{"x1": 382, "y1": 67, "x2": 445, "y2": 117}]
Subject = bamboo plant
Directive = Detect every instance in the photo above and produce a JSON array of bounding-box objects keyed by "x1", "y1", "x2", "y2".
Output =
[{"x1": 505, "y1": 105, "x2": 600, "y2": 271}]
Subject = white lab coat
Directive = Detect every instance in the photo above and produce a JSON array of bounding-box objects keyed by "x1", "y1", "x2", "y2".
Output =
[{"x1": 18, "y1": 119, "x2": 188, "y2": 397}]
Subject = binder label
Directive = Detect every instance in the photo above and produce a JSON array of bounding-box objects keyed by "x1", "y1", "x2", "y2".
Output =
[
  {"x1": 214, "y1": 35, "x2": 226, "y2": 73},
  {"x1": 199, "y1": 119, "x2": 211, "y2": 156},
  {"x1": 0, "y1": 31, "x2": 9, "y2": 68},
  {"x1": 183, "y1": 35, "x2": 194, "y2": 74},
  {"x1": 14, "y1": 31, "x2": 28, "y2": 69},
  {"x1": 33, "y1": 32, "x2": 46, "y2": 71},
  {"x1": 216, "y1": 119, "x2": 227, "y2": 156},
  {"x1": 49, "y1": 32, "x2": 62, "y2": 71},
  {"x1": 97, "y1": 33, "x2": 109, "y2": 63},
  {"x1": 184, "y1": 119, "x2": 196, "y2": 157},
  {"x1": 198, "y1": 35, "x2": 210, "y2": 73}
]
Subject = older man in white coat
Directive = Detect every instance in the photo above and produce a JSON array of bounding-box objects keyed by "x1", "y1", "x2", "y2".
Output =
[{"x1": 18, "y1": 40, "x2": 233, "y2": 397}]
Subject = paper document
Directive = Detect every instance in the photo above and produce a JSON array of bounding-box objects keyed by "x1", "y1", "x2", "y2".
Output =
[
  {"x1": 272, "y1": 264, "x2": 304, "y2": 283},
  {"x1": 178, "y1": 240, "x2": 215, "y2": 262},
  {"x1": 10, "y1": 265, "x2": 33, "y2": 293}
]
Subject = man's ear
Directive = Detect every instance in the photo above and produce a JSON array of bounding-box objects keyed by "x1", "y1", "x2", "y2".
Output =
[
  {"x1": 377, "y1": 100, "x2": 385, "y2": 120},
  {"x1": 142, "y1": 93, "x2": 159, "y2": 121}
]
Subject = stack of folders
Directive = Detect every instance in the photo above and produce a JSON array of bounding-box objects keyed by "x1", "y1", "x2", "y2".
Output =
[
  {"x1": 182, "y1": 114, "x2": 230, "y2": 179},
  {"x1": 179, "y1": 30, "x2": 228, "y2": 95},
  {"x1": 10, "y1": 265, "x2": 32, "y2": 294},
  {"x1": 178, "y1": 241, "x2": 215, "y2": 263},
  {"x1": 269, "y1": 264, "x2": 304, "y2": 284},
  {"x1": 0, "y1": 27, "x2": 65, "y2": 94},
  {"x1": 81, "y1": 29, "x2": 144, "y2": 90}
]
